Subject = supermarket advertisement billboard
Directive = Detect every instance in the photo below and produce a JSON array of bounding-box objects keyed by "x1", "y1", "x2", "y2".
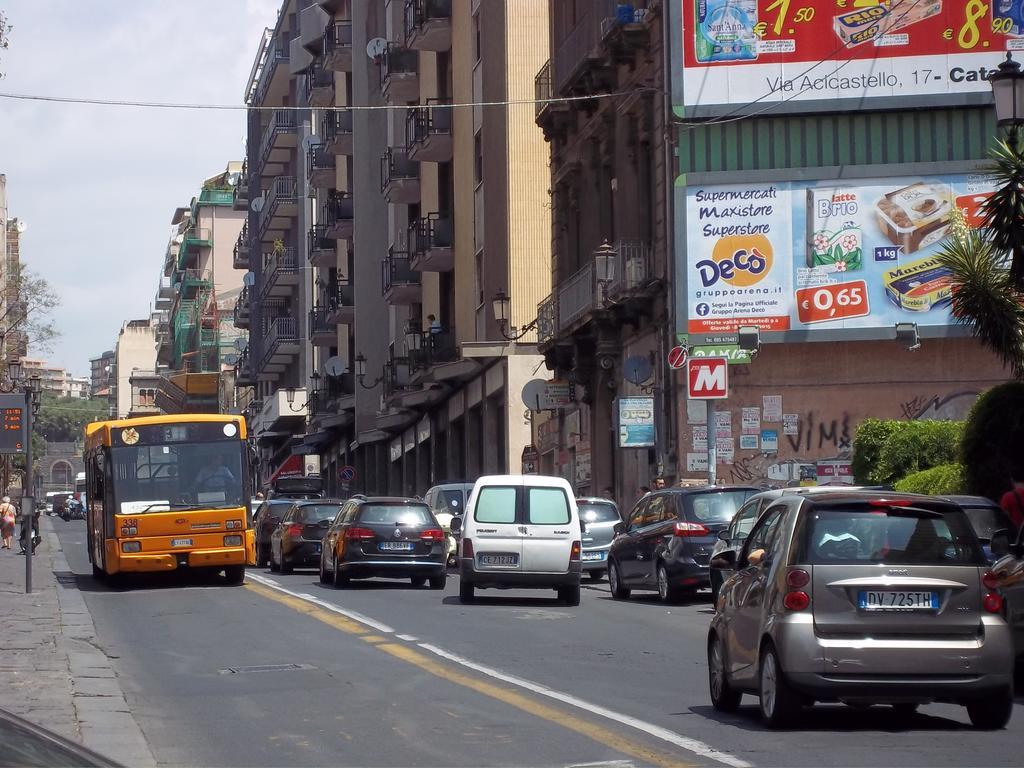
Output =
[
  {"x1": 679, "y1": 1, "x2": 1016, "y2": 115},
  {"x1": 684, "y1": 172, "x2": 998, "y2": 336}
]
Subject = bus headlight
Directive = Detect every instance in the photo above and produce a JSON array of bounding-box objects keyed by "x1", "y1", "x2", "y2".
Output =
[
  {"x1": 120, "y1": 527, "x2": 138, "y2": 537},
  {"x1": 122, "y1": 541, "x2": 141, "y2": 553},
  {"x1": 223, "y1": 535, "x2": 243, "y2": 547},
  {"x1": 226, "y1": 520, "x2": 243, "y2": 530}
]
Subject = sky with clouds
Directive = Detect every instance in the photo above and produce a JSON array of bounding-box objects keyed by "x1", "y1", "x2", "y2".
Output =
[{"x1": 0, "y1": 0, "x2": 280, "y2": 378}]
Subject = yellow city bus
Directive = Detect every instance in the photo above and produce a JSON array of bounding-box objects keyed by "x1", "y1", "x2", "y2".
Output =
[{"x1": 83, "y1": 414, "x2": 255, "y2": 584}]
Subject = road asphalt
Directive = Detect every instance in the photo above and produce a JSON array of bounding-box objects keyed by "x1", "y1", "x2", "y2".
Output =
[{"x1": 20, "y1": 517, "x2": 1022, "y2": 767}]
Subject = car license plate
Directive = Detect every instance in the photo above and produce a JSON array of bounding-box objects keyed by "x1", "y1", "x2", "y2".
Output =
[
  {"x1": 479, "y1": 553, "x2": 519, "y2": 566},
  {"x1": 379, "y1": 542, "x2": 414, "y2": 552},
  {"x1": 858, "y1": 591, "x2": 939, "y2": 610},
  {"x1": 171, "y1": 538, "x2": 192, "y2": 547},
  {"x1": 581, "y1": 551, "x2": 604, "y2": 561}
]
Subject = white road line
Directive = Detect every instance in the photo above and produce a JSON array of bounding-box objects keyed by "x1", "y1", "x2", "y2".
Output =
[
  {"x1": 246, "y1": 573, "x2": 395, "y2": 634},
  {"x1": 395, "y1": 634, "x2": 419, "y2": 642},
  {"x1": 417, "y1": 643, "x2": 750, "y2": 768},
  {"x1": 246, "y1": 571, "x2": 750, "y2": 768}
]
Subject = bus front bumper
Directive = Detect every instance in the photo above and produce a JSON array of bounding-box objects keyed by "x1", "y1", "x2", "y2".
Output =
[{"x1": 115, "y1": 546, "x2": 248, "y2": 573}]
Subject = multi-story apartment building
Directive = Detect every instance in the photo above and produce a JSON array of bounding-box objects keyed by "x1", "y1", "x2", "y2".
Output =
[
  {"x1": 21, "y1": 358, "x2": 88, "y2": 399},
  {"x1": 237, "y1": 0, "x2": 551, "y2": 495},
  {"x1": 89, "y1": 351, "x2": 114, "y2": 398},
  {"x1": 534, "y1": 1, "x2": 669, "y2": 506},
  {"x1": 111, "y1": 318, "x2": 158, "y2": 419},
  {"x1": 1, "y1": 175, "x2": 29, "y2": 366}
]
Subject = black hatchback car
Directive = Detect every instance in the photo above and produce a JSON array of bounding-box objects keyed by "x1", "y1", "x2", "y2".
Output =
[
  {"x1": 319, "y1": 497, "x2": 447, "y2": 589},
  {"x1": 608, "y1": 486, "x2": 758, "y2": 602},
  {"x1": 270, "y1": 500, "x2": 344, "y2": 574},
  {"x1": 254, "y1": 499, "x2": 294, "y2": 568}
]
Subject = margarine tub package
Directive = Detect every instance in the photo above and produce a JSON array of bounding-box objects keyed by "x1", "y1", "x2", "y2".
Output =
[
  {"x1": 875, "y1": 181, "x2": 954, "y2": 254},
  {"x1": 883, "y1": 255, "x2": 954, "y2": 312},
  {"x1": 695, "y1": 0, "x2": 758, "y2": 62}
]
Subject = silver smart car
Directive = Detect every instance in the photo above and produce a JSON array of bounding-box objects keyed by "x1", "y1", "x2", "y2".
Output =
[{"x1": 708, "y1": 491, "x2": 1014, "y2": 729}]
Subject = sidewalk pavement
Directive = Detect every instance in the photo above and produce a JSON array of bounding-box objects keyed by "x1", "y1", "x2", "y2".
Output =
[{"x1": 0, "y1": 516, "x2": 155, "y2": 767}]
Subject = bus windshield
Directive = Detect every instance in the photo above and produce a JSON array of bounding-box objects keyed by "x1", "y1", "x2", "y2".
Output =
[{"x1": 110, "y1": 442, "x2": 246, "y2": 514}]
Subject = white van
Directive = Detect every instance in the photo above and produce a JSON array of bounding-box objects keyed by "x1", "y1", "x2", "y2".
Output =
[{"x1": 452, "y1": 474, "x2": 582, "y2": 605}]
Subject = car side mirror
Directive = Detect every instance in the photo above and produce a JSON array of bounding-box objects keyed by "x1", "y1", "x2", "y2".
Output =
[
  {"x1": 710, "y1": 550, "x2": 737, "y2": 570},
  {"x1": 991, "y1": 529, "x2": 1011, "y2": 559},
  {"x1": 449, "y1": 516, "x2": 462, "y2": 535},
  {"x1": 718, "y1": 530, "x2": 730, "y2": 542},
  {"x1": 747, "y1": 548, "x2": 767, "y2": 567},
  {"x1": 613, "y1": 521, "x2": 625, "y2": 536}
]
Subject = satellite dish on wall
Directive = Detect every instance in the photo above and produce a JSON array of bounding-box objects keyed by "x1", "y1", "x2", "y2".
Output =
[
  {"x1": 14, "y1": 220, "x2": 27, "y2": 234},
  {"x1": 227, "y1": 172, "x2": 240, "y2": 187},
  {"x1": 223, "y1": 353, "x2": 239, "y2": 365},
  {"x1": 301, "y1": 134, "x2": 317, "y2": 152},
  {"x1": 250, "y1": 195, "x2": 265, "y2": 213},
  {"x1": 366, "y1": 37, "x2": 387, "y2": 59},
  {"x1": 323, "y1": 356, "x2": 345, "y2": 377},
  {"x1": 623, "y1": 355, "x2": 653, "y2": 386},
  {"x1": 234, "y1": 337, "x2": 248, "y2": 351},
  {"x1": 243, "y1": 272, "x2": 256, "y2": 287}
]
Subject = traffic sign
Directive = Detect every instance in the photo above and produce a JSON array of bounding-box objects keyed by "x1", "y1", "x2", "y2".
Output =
[
  {"x1": 687, "y1": 357, "x2": 728, "y2": 400},
  {"x1": 667, "y1": 345, "x2": 688, "y2": 370},
  {"x1": 338, "y1": 465, "x2": 356, "y2": 482}
]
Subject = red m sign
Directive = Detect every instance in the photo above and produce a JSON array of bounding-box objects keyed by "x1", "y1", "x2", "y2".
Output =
[{"x1": 686, "y1": 357, "x2": 728, "y2": 400}]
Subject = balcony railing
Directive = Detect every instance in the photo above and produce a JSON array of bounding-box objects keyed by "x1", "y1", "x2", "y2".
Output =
[
  {"x1": 536, "y1": 294, "x2": 558, "y2": 346},
  {"x1": 261, "y1": 246, "x2": 299, "y2": 298},
  {"x1": 408, "y1": 213, "x2": 453, "y2": 271},
  {"x1": 607, "y1": 240, "x2": 656, "y2": 298},
  {"x1": 382, "y1": 249, "x2": 420, "y2": 297},
  {"x1": 324, "y1": 19, "x2": 353, "y2": 70},
  {"x1": 406, "y1": 102, "x2": 452, "y2": 162},
  {"x1": 307, "y1": 143, "x2": 336, "y2": 188},
  {"x1": 260, "y1": 175, "x2": 298, "y2": 235},
  {"x1": 321, "y1": 193, "x2": 354, "y2": 238},
  {"x1": 233, "y1": 222, "x2": 250, "y2": 270},
  {"x1": 309, "y1": 374, "x2": 355, "y2": 415},
  {"x1": 254, "y1": 42, "x2": 289, "y2": 106},
  {"x1": 379, "y1": 43, "x2": 419, "y2": 102},
  {"x1": 552, "y1": 0, "x2": 617, "y2": 95},
  {"x1": 306, "y1": 63, "x2": 334, "y2": 107},
  {"x1": 257, "y1": 109, "x2": 297, "y2": 171},
  {"x1": 384, "y1": 354, "x2": 414, "y2": 398},
  {"x1": 380, "y1": 147, "x2": 420, "y2": 204},
  {"x1": 322, "y1": 110, "x2": 353, "y2": 154},
  {"x1": 234, "y1": 285, "x2": 251, "y2": 329},
  {"x1": 261, "y1": 315, "x2": 299, "y2": 368},
  {"x1": 409, "y1": 330, "x2": 458, "y2": 371},
  {"x1": 233, "y1": 160, "x2": 249, "y2": 210},
  {"x1": 404, "y1": 0, "x2": 452, "y2": 51},
  {"x1": 236, "y1": 349, "x2": 256, "y2": 387},
  {"x1": 308, "y1": 306, "x2": 336, "y2": 344},
  {"x1": 558, "y1": 262, "x2": 598, "y2": 331}
]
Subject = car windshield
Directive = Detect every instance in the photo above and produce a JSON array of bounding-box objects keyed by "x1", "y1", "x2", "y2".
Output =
[
  {"x1": 358, "y1": 504, "x2": 432, "y2": 526},
  {"x1": 440, "y1": 489, "x2": 467, "y2": 514},
  {"x1": 801, "y1": 506, "x2": 986, "y2": 566},
  {"x1": 684, "y1": 491, "x2": 753, "y2": 524},
  {"x1": 110, "y1": 442, "x2": 245, "y2": 513},
  {"x1": 295, "y1": 505, "x2": 341, "y2": 524},
  {"x1": 578, "y1": 502, "x2": 619, "y2": 523}
]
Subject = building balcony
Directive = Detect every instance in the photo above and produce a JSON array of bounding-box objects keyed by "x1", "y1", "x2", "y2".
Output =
[
  {"x1": 557, "y1": 262, "x2": 599, "y2": 332},
  {"x1": 327, "y1": 279, "x2": 355, "y2": 325},
  {"x1": 309, "y1": 373, "x2": 356, "y2": 419},
  {"x1": 259, "y1": 316, "x2": 301, "y2": 379},
  {"x1": 306, "y1": 63, "x2": 335, "y2": 108},
  {"x1": 404, "y1": 0, "x2": 451, "y2": 52},
  {"x1": 536, "y1": 293, "x2": 558, "y2": 347},
  {"x1": 260, "y1": 246, "x2": 300, "y2": 299},
  {"x1": 155, "y1": 275, "x2": 174, "y2": 309},
  {"x1": 322, "y1": 110, "x2": 353, "y2": 155},
  {"x1": 307, "y1": 143, "x2": 336, "y2": 189},
  {"x1": 233, "y1": 286, "x2": 252, "y2": 329},
  {"x1": 253, "y1": 41, "x2": 290, "y2": 107},
  {"x1": 308, "y1": 224, "x2": 337, "y2": 268},
  {"x1": 408, "y1": 213, "x2": 453, "y2": 272},
  {"x1": 380, "y1": 148, "x2": 420, "y2": 204},
  {"x1": 606, "y1": 239, "x2": 658, "y2": 300},
  {"x1": 308, "y1": 306, "x2": 337, "y2": 347},
  {"x1": 233, "y1": 161, "x2": 249, "y2": 210},
  {"x1": 178, "y1": 227, "x2": 212, "y2": 269},
  {"x1": 233, "y1": 222, "x2": 250, "y2": 270},
  {"x1": 257, "y1": 109, "x2": 298, "y2": 178},
  {"x1": 379, "y1": 43, "x2": 419, "y2": 104},
  {"x1": 408, "y1": 329, "x2": 458, "y2": 372},
  {"x1": 251, "y1": 386, "x2": 306, "y2": 432},
  {"x1": 381, "y1": 249, "x2": 421, "y2": 305},
  {"x1": 324, "y1": 20, "x2": 353, "y2": 71},
  {"x1": 406, "y1": 102, "x2": 452, "y2": 163},
  {"x1": 179, "y1": 268, "x2": 212, "y2": 298},
  {"x1": 321, "y1": 193, "x2": 354, "y2": 240},
  {"x1": 384, "y1": 353, "x2": 414, "y2": 399},
  {"x1": 534, "y1": 59, "x2": 572, "y2": 138},
  {"x1": 551, "y1": 0, "x2": 620, "y2": 96},
  {"x1": 259, "y1": 176, "x2": 299, "y2": 244}
]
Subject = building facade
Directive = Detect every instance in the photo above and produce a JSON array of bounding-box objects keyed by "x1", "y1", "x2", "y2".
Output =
[
  {"x1": 1, "y1": 175, "x2": 28, "y2": 367},
  {"x1": 112, "y1": 319, "x2": 158, "y2": 419},
  {"x1": 89, "y1": 351, "x2": 114, "y2": 398}
]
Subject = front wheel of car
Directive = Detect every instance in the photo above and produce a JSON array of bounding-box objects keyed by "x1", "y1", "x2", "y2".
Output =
[
  {"x1": 429, "y1": 572, "x2": 447, "y2": 590},
  {"x1": 966, "y1": 689, "x2": 1014, "y2": 729},
  {"x1": 459, "y1": 579, "x2": 475, "y2": 603},
  {"x1": 759, "y1": 644, "x2": 802, "y2": 729},
  {"x1": 558, "y1": 584, "x2": 581, "y2": 607},
  {"x1": 708, "y1": 634, "x2": 742, "y2": 712},
  {"x1": 608, "y1": 561, "x2": 630, "y2": 600},
  {"x1": 318, "y1": 556, "x2": 328, "y2": 584}
]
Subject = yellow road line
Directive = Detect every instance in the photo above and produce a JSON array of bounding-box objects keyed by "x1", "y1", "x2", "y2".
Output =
[{"x1": 246, "y1": 582, "x2": 695, "y2": 768}]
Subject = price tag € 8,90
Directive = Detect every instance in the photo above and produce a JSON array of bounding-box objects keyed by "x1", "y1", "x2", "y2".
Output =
[{"x1": 796, "y1": 280, "x2": 870, "y2": 325}]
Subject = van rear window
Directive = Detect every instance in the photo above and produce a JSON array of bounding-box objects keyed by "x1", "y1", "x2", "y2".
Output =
[
  {"x1": 528, "y1": 488, "x2": 570, "y2": 525},
  {"x1": 801, "y1": 507, "x2": 985, "y2": 566},
  {"x1": 475, "y1": 487, "x2": 516, "y2": 524}
]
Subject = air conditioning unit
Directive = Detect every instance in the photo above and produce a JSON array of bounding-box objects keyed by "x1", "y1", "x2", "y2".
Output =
[{"x1": 625, "y1": 257, "x2": 646, "y2": 287}]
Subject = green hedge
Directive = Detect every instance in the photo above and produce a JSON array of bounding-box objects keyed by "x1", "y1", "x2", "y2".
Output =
[
  {"x1": 961, "y1": 382, "x2": 1024, "y2": 501},
  {"x1": 853, "y1": 419, "x2": 963, "y2": 486},
  {"x1": 893, "y1": 463, "x2": 965, "y2": 495}
]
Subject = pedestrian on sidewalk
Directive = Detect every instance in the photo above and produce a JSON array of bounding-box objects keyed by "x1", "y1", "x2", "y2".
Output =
[
  {"x1": 999, "y1": 475, "x2": 1024, "y2": 530},
  {"x1": 0, "y1": 496, "x2": 15, "y2": 550}
]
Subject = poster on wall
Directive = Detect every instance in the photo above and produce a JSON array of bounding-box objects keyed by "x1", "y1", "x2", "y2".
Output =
[
  {"x1": 761, "y1": 429, "x2": 779, "y2": 452},
  {"x1": 685, "y1": 172, "x2": 998, "y2": 337},
  {"x1": 763, "y1": 395, "x2": 783, "y2": 422},
  {"x1": 678, "y1": 1, "x2": 1014, "y2": 115},
  {"x1": 740, "y1": 434, "x2": 759, "y2": 450},
  {"x1": 693, "y1": 425, "x2": 709, "y2": 451},
  {"x1": 783, "y1": 413, "x2": 800, "y2": 435},
  {"x1": 742, "y1": 407, "x2": 761, "y2": 434},
  {"x1": 618, "y1": 397, "x2": 656, "y2": 448}
]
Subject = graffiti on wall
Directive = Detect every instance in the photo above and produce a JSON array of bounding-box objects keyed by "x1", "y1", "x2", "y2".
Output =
[
  {"x1": 900, "y1": 390, "x2": 980, "y2": 421},
  {"x1": 785, "y1": 412, "x2": 852, "y2": 453}
]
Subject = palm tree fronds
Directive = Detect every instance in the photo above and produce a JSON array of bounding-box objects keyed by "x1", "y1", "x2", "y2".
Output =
[{"x1": 981, "y1": 135, "x2": 1024, "y2": 290}]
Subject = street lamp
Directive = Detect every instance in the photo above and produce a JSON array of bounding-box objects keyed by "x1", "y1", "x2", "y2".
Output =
[
  {"x1": 895, "y1": 322, "x2": 921, "y2": 351},
  {"x1": 7, "y1": 358, "x2": 22, "y2": 384},
  {"x1": 405, "y1": 321, "x2": 422, "y2": 353},
  {"x1": 491, "y1": 291, "x2": 538, "y2": 341},
  {"x1": 990, "y1": 53, "x2": 1024, "y2": 146},
  {"x1": 354, "y1": 352, "x2": 384, "y2": 389}
]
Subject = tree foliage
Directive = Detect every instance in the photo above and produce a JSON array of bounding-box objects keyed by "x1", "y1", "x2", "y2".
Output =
[
  {"x1": 894, "y1": 463, "x2": 965, "y2": 496},
  {"x1": 0, "y1": 11, "x2": 10, "y2": 79},
  {"x1": 851, "y1": 419, "x2": 901, "y2": 484},
  {"x1": 1, "y1": 267, "x2": 61, "y2": 358},
  {"x1": 961, "y1": 382, "x2": 1024, "y2": 502},
  {"x1": 852, "y1": 419, "x2": 963, "y2": 486},
  {"x1": 33, "y1": 395, "x2": 108, "y2": 444},
  {"x1": 980, "y1": 132, "x2": 1024, "y2": 291}
]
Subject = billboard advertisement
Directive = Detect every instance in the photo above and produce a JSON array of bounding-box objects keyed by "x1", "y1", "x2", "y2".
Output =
[
  {"x1": 680, "y1": 0, "x2": 1016, "y2": 114},
  {"x1": 685, "y1": 171, "x2": 997, "y2": 335}
]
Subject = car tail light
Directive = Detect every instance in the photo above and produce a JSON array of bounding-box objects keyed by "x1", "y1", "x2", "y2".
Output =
[
  {"x1": 224, "y1": 535, "x2": 243, "y2": 547},
  {"x1": 786, "y1": 568, "x2": 810, "y2": 589},
  {"x1": 121, "y1": 541, "x2": 141, "y2": 553},
  {"x1": 345, "y1": 527, "x2": 375, "y2": 541},
  {"x1": 869, "y1": 499, "x2": 912, "y2": 507},
  {"x1": 462, "y1": 538, "x2": 474, "y2": 558},
  {"x1": 983, "y1": 571, "x2": 1000, "y2": 591},
  {"x1": 783, "y1": 591, "x2": 810, "y2": 611},
  {"x1": 570, "y1": 540, "x2": 581, "y2": 560},
  {"x1": 984, "y1": 593, "x2": 1004, "y2": 614},
  {"x1": 226, "y1": 520, "x2": 243, "y2": 530},
  {"x1": 286, "y1": 524, "x2": 303, "y2": 537},
  {"x1": 674, "y1": 521, "x2": 710, "y2": 537},
  {"x1": 419, "y1": 528, "x2": 445, "y2": 542}
]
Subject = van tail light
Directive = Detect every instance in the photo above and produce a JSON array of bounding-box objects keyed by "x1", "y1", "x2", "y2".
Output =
[
  {"x1": 570, "y1": 540, "x2": 581, "y2": 561},
  {"x1": 345, "y1": 527, "x2": 375, "y2": 541},
  {"x1": 784, "y1": 591, "x2": 810, "y2": 611},
  {"x1": 786, "y1": 568, "x2": 810, "y2": 589},
  {"x1": 982, "y1": 571, "x2": 1000, "y2": 591},
  {"x1": 984, "y1": 593, "x2": 1004, "y2": 614},
  {"x1": 674, "y1": 521, "x2": 710, "y2": 537},
  {"x1": 462, "y1": 538, "x2": 474, "y2": 559},
  {"x1": 286, "y1": 524, "x2": 303, "y2": 537},
  {"x1": 419, "y1": 528, "x2": 445, "y2": 542}
]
